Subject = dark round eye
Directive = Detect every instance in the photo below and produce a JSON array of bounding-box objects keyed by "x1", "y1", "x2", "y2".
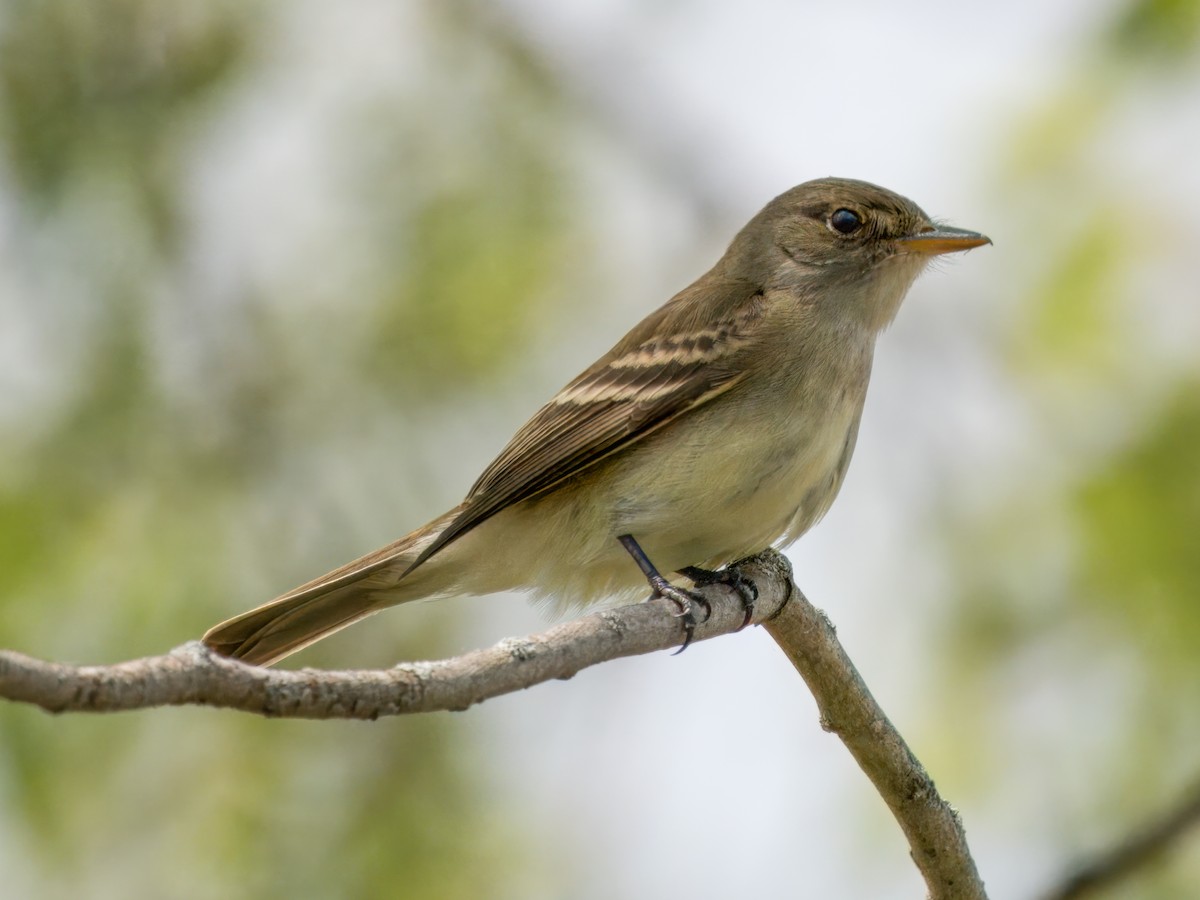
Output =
[{"x1": 829, "y1": 208, "x2": 862, "y2": 235}]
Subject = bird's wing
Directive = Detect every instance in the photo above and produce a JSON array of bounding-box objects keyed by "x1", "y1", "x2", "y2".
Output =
[{"x1": 407, "y1": 281, "x2": 765, "y2": 571}]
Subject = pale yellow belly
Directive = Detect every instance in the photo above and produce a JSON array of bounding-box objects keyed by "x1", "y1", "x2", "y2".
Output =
[{"x1": 458, "y1": 390, "x2": 863, "y2": 612}]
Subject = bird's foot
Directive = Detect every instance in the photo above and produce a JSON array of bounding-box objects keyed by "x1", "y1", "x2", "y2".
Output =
[
  {"x1": 617, "y1": 534, "x2": 710, "y2": 654},
  {"x1": 678, "y1": 565, "x2": 759, "y2": 630},
  {"x1": 647, "y1": 573, "x2": 711, "y2": 655}
]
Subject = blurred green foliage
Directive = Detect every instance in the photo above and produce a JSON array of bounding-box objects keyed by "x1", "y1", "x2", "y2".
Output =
[
  {"x1": 1108, "y1": 0, "x2": 1200, "y2": 63},
  {"x1": 1012, "y1": 209, "x2": 1129, "y2": 380},
  {"x1": 370, "y1": 178, "x2": 568, "y2": 387},
  {"x1": 1075, "y1": 382, "x2": 1200, "y2": 663},
  {"x1": 935, "y1": 0, "x2": 1200, "y2": 892},
  {"x1": 0, "y1": 1, "x2": 578, "y2": 896},
  {"x1": 0, "y1": 0, "x2": 253, "y2": 241}
]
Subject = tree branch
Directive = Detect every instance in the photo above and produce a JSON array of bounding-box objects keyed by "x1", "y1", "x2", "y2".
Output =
[
  {"x1": 0, "y1": 552, "x2": 792, "y2": 719},
  {"x1": 1040, "y1": 775, "x2": 1200, "y2": 900},
  {"x1": 765, "y1": 586, "x2": 988, "y2": 900},
  {"x1": 0, "y1": 549, "x2": 987, "y2": 898}
]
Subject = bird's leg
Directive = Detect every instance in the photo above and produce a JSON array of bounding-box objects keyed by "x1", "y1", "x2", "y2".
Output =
[
  {"x1": 678, "y1": 565, "x2": 758, "y2": 631},
  {"x1": 617, "y1": 534, "x2": 710, "y2": 654}
]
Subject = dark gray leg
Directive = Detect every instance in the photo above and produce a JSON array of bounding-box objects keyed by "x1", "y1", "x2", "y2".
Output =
[{"x1": 617, "y1": 534, "x2": 710, "y2": 654}]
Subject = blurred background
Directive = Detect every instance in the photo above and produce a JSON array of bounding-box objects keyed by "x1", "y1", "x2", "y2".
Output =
[{"x1": 1, "y1": 1, "x2": 1198, "y2": 897}]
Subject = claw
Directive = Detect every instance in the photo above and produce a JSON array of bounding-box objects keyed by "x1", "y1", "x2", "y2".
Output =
[
  {"x1": 619, "y1": 535, "x2": 711, "y2": 654},
  {"x1": 666, "y1": 589, "x2": 707, "y2": 655},
  {"x1": 648, "y1": 575, "x2": 709, "y2": 654},
  {"x1": 679, "y1": 566, "x2": 759, "y2": 630}
]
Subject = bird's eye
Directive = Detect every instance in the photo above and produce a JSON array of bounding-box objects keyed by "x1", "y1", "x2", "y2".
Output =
[{"x1": 829, "y1": 208, "x2": 862, "y2": 235}]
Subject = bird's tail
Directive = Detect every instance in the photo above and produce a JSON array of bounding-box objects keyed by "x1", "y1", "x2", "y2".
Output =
[{"x1": 202, "y1": 506, "x2": 464, "y2": 667}]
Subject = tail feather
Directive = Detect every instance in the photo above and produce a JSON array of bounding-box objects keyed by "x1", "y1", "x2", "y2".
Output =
[
  {"x1": 203, "y1": 506, "x2": 464, "y2": 666},
  {"x1": 202, "y1": 580, "x2": 388, "y2": 666}
]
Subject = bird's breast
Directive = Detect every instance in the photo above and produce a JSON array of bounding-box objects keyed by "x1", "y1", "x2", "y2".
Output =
[{"x1": 604, "y1": 367, "x2": 868, "y2": 570}]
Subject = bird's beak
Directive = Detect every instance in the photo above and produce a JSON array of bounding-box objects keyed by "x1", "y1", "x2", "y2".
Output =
[{"x1": 900, "y1": 225, "x2": 991, "y2": 256}]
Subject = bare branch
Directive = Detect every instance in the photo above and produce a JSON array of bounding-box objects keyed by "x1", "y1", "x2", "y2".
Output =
[
  {"x1": 0, "y1": 552, "x2": 793, "y2": 719},
  {"x1": 765, "y1": 589, "x2": 989, "y2": 900},
  {"x1": 0, "y1": 549, "x2": 987, "y2": 898},
  {"x1": 1040, "y1": 775, "x2": 1200, "y2": 900}
]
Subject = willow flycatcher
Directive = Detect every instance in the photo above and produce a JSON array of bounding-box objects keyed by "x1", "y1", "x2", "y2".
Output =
[{"x1": 203, "y1": 177, "x2": 989, "y2": 665}]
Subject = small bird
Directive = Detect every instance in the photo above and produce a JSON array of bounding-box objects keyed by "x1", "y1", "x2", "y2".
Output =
[{"x1": 203, "y1": 177, "x2": 989, "y2": 666}]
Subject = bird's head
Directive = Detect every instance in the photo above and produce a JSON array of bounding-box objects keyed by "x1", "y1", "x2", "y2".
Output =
[{"x1": 721, "y1": 177, "x2": 990, "y2": 331}]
